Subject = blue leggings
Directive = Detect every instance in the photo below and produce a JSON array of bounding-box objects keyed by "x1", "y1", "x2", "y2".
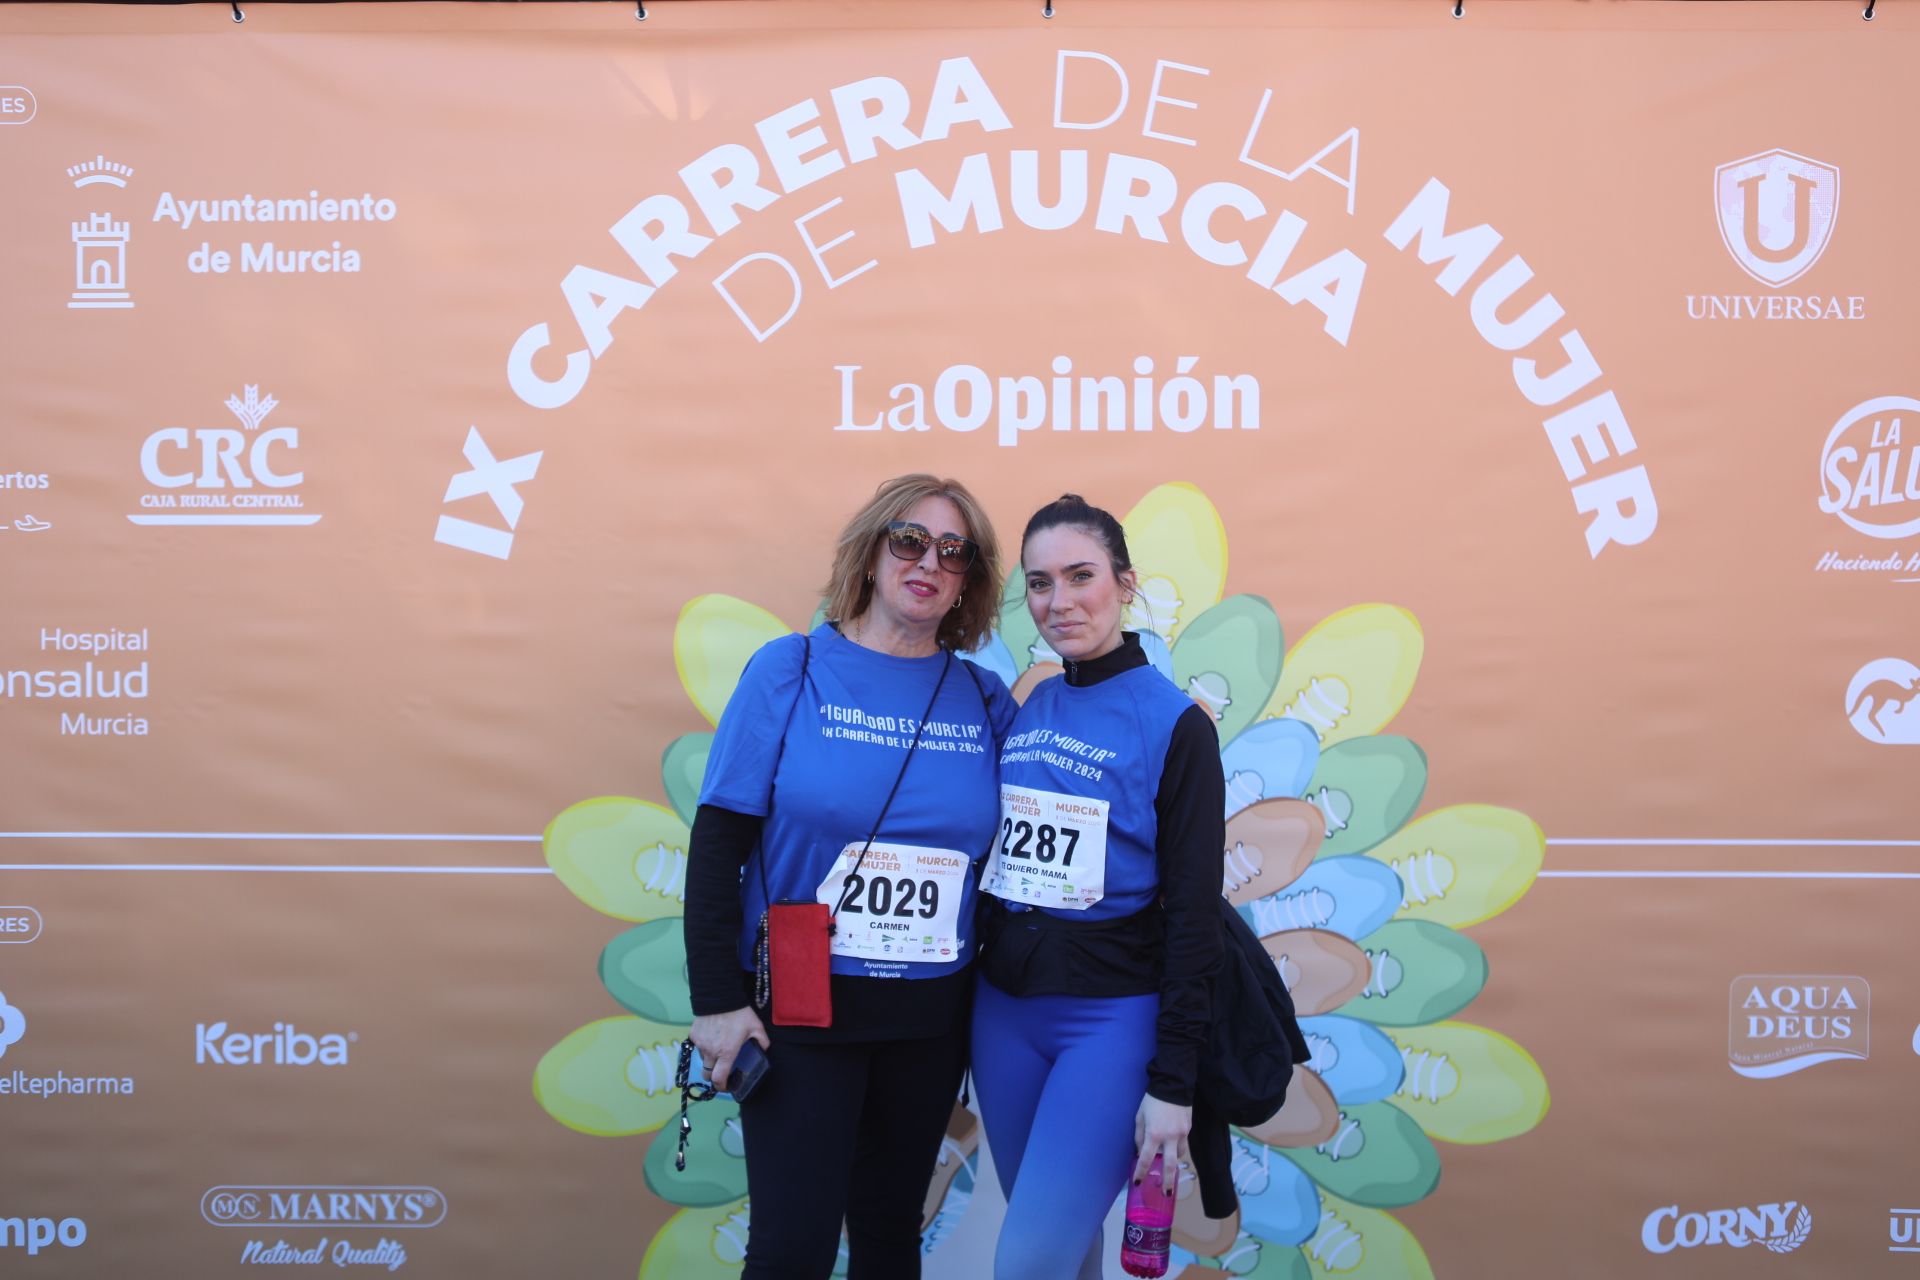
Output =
[{"x1": 971, "y1": 978, "x2": 1158, "y2": 1280}]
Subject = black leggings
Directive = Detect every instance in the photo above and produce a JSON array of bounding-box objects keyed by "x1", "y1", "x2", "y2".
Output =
[{"x1": 737, "y1": 1031, "x2": 967, "y2": 1280}]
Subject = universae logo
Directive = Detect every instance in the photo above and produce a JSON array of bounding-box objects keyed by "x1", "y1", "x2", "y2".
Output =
[
  {"x1": 194, "y1": 1022, "x2": 355, "y2": 1066},
  {"x1": 1714, "y1": 149, "x2": 1839, "y2": 289}
]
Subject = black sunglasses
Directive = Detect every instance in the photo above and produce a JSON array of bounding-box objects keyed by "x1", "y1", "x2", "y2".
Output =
[{"x1": 885, "y1": 521, "x2": 977, "y2": 574}]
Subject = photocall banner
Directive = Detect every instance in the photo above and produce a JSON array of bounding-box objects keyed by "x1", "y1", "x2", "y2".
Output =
[{"x1": 2, "y1": 1, "x2": 1917, "y2": 1275}]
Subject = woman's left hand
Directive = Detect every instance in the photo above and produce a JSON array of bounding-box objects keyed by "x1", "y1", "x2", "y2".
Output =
[{"x1": 1133, "y1": 1094, "x2": 1193, "y2": 1195}]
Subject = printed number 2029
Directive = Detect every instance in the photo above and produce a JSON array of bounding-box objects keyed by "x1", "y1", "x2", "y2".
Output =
[
  {"x1": 999, "y1": 818, "x2": 1079, "y2": 866},
  {"x1": 836, "y1": 873, "x2": 939, "y2": 919}
]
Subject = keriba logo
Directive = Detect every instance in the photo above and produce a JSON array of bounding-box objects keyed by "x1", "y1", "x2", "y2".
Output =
[
  {"x1": 194, "y1": 1022, "x2": 355, "y2": 1066},
  {"x1": 1714, "y1": 149, "x2": 1840, "y2": 288}
]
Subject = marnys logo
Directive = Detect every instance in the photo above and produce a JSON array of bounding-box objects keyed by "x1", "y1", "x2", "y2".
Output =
[
  {"x1": 1846, "y1": 658, "x2": 1920, "y2": 746},
  {"x1": 202, "y1": 1186, "x2": 445, "y2": 1229},
  {"x1": 1728, "y1": 975, "x2": 1868, "y2": 1078},
  {"x1": 130, "y1": 386, "x2": 321, "y2": 527},
  {"x1": 194, "y1": 1022, "x2": 356, "y2": 1066},
  {"x1": 1642, "y1": 1200, "x2": 1812, "y2": 1255},
  {"x1": 0, "y1": 1215, "x2": 86, "y2": 1257},
  {"x1": 1688, "y1": 148, "x2": 1860, "y2": 322}
]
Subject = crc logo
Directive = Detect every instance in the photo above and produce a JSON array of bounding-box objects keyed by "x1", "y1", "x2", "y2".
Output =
[
  {"x1": 1728, "y1": 975, "x2": 1868, "y2": 1078},
  {"x1": 194, "y1": 1022, "x2": 355, "y2": 1066},
  {"x1": 1820, "y1": 397, "x2": 1920, "y2": 540},
  {"x1": 1715, "y1": 149, "x2": 1839, "y2": 288},
  {"x1": 0, "y1": 1216, "x2": 86, "y2": 1256},
  {"x1": 131, "y1": 386, "x2": 321, "y2": 527},
  {"x1": 202, "y1": 1186, "x2": 445, "y2": 1228},
  {"x1": 1846, "y1": 658, "x2": 1920, "y2": 746},
  {"x1": 0, "y1": 991, "x2": 23, "y2": 1060},
  {"x1": 1642, "y1": 1200, "x2": 1812, "y2": 1255}
]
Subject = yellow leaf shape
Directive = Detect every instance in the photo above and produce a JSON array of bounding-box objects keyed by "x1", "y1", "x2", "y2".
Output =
[
  {"x1": 545, "y1": 797, "x2": 692, "y2": 922},
  {"x1": 1263, "y1": 606, "x2": 1423, "y2": 747},
  {"x1": 533, "y1": 1015, "x2": 690, "y2": 1137},
  {"x1": 675, "y1": 594, "x2": 791, "y2": 727},
  {"x1": 1121, "y1": 482, "x2": 1228, "y2": 644},
  {"x1": 1378, "y1": 805, "x2": 1545, "y2": 929}
]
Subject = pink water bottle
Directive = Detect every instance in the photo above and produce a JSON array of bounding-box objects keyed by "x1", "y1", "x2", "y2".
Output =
[{"x1": 1121, "y1": 1153, "x2": 1174, "y2": 1278}]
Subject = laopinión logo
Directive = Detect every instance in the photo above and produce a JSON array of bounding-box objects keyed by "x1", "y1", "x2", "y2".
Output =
[
  {"x1": 194, "y1": 1022, "x2": 356, "y2": 1066},
  {"x1": 1687, "y1": 148, "x2": 1860, "y2": 322},
  {"x1": 202, "y1": 1186, "x2": 445, "y2": 1228},
  {"x1": 0, "y1": 1216, "x2": 86, "y2": 1257},
  {"x1": 1728, "y1": 975, "x2": 1869, "y2": 1077},
  {"x1": 1845, "y1": 658, "x2": 1920, "y2": 746},
  {"x1": 67, "y1": 154, "x2": 136, "y2": 310},
  {"x1": 1642, "y1": 1200, "x2": 1813, "y2": 1255},
  {"x1": 129, "y1": 386, "x2": 322, "y2": 527}
]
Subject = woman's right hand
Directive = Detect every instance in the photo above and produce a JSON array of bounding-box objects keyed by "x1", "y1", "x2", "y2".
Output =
[{"x1": 688, "y1": 1007, "x2": 770, "y2": 1092}]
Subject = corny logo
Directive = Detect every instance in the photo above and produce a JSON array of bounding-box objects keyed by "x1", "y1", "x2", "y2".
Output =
[
  {"x1": 1728, "y1": 975, "x2": 1868, "y2": 1078},
  {"x1": 1642, "y1": 1200, "x2": 1812, "y2": 1254}
]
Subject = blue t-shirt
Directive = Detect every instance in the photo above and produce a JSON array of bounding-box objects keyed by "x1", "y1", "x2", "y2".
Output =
[
  {"x1": 700, "y1": 624, "x2": 1017, "y2": 981},
  {"x1": 992, "y1": 661, "x2": 1193, "y2": 921}
]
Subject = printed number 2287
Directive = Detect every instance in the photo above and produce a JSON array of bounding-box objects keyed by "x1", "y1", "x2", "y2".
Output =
[{"x1": 999, "y1": 819, "x2": 1079, "y2": 866}]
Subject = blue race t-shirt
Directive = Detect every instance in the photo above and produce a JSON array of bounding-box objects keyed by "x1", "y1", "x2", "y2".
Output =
[
  {"x1": 700, "y1": 624, "x2": 1017, "y2": 981},
  {"x1": 984, "y1": 660, "x2": 1192, "y2": 921}
]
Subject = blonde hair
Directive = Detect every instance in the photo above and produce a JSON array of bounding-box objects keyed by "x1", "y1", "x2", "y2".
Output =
[{"x1": 822, "y1": 474, "x2": 1002, "y2": 653}]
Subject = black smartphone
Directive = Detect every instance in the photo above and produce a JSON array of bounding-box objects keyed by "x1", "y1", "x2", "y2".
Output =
[{"x1": 728, "y1": 1039, "x2": 770, "y2": 1102}]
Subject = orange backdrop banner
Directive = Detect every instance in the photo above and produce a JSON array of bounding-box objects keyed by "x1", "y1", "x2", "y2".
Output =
[{"x1": 2, "y1": 2, "x2": 1917, "y2": 1277}]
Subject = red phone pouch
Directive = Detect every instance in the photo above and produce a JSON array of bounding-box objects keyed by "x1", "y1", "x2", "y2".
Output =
[{"x1": 765, "y1": 901, "x2": 833, "y2": 1027}]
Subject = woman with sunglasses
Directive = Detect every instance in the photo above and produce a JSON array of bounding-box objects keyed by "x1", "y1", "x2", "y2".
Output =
[
  {"x1": 684, "y1": 473, "x2": 1016, "y2": 1279},
  {"x1": 971, "y1": 494, "x2": 1225, "y2": 1280}
]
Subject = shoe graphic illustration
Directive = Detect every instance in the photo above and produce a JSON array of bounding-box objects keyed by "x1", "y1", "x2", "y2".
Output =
[
  {"x1": 1300, "y1": 1192, "x2": 1433, "y2": 1279},
  {"x1": 1339, "y1": 921, "x2": 1487, "y2": 1026},
  {"x1": 921, "y1": 1102, "x2": 979, "y2": 1233},
  {"x1": 1375, "y1": 806, "x2": 1546, "y2": 929},
  {"x1": 1297, "y1": 1015, "x2": 1406, "y2": 1105},
  {"x1": 1261, "y1": 928, "x2": 1374, "y2": 1015},
  {"x1": 13, "y1": 515, "x2": 51, "y2": 532},
  {"x1": 645, "y1": 1097, "x2": 746, "y2": 1207},
  {"x1": 1172, "y1": 1158, "x2": 1242, "y2": 1256},
  {"x1": 1225, "y1": 1136, "x2": 1323, "y2": 1246},
  {"x1": 545, "y1": 797, "x2": 690, "y2": 923},
  {"x1": 1172, "y1": 593, "x2": 1283, "y2": 743},
  {"x1": 600, "y1": 918, "x2": 694, "y2": 1025},
  {"x1": 639, "y1": 1198, "x2": 751, "y2": 1279},
  {"x1": 1239, "y1": 855, "x2": 1402, "y2": 942},
  {"x1": 1241, "y1": 1067, "x2": 1340, "y2": 1149},
  {"x1": 534, "y1": 1015, "x2": 701, "y2": 1136},
  {"x1": 1223, "y1": 799, "x2": 1323, "y2": 904},
  {"x1": 1174, "y1": 1229, "x2": 1312, "y2": 1278},
  {"x1": 1278, "y1": 1102, "x2": 1440, "y2": 1209},
  {"x1": 1385, "y1": 1021, "x2": 1549, "y2": 1145},
  {"x1": 661, "y1": 732, "x2": 715, "y2": 823},
  {"x1": 1264, "y1": 605, "x2": 1423, "y2": 749},
  {"x1": 1303, "y1": 737, "x2": 1427, "y2": 860},
  {"x1": 1221, "y1": 717, "x2": 1322, "y2": 819}
]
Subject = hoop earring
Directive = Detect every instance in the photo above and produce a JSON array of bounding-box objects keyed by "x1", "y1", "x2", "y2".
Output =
[
  {"x1": 951, "y1": 594, "x2": 964, "y2": 611},
  {"x1": 865, "y1": 571, "x2": 874, "y2": 584}
]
